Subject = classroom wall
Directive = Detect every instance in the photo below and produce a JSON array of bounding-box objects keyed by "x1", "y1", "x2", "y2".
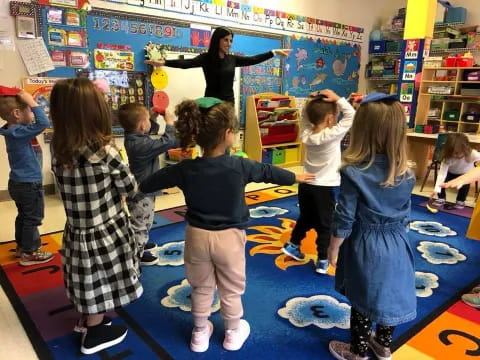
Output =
[{"x1": 0, "y1": 0, "x2": 407, "y2": 192}]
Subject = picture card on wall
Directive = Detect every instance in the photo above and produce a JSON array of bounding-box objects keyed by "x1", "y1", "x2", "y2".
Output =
[
  {"x1": 48, "y1": 27, "x2": 66, "y2": 46},
  {"x1": 51, "y1": 50, "x2": 66, "y2": 66},
  {"x1": 47, "y1": 8, "x2": 63, "y2": 24},
  {"x1": 67, "y1": 50, "x2": 89, "y2": 67}
]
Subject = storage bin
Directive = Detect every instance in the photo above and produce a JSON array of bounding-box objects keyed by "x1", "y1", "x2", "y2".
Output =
[
  {"x1": 445, "y1": 6, "x2": 467, "y2": 24},
  {"x1": 448, "y1": 39, "x2": 466, "y2": 49},
  {"x1": 284, "y1": 146, "x2": 299, "y2": 163},
  {"x1": 460, "y1": 88, "x2": 480, "y2": 95},
  {"x1": 443, "y1": 110, "x2": 460, "y2": 121},
  {"x1": 260, "y1": 124, "x2": 298, "y2": 145},
  {"x1": 431, "y1": 38, "x2": 450, "y2": 50},
  {"x1": 369, "y1": 40, "x2": 386, "y2": 54},
  {"x1": 415, "y1": 125, "x2": 424, "y2": 133},
  {"x1": 272, "y1": 148, "x2": 285, "y2": 165},
  {"x1": 443, "y1": 56, "x2": 457, "y2": 67},
  {"x1": 424, "y1": 125, "x2": 433, "y2": 134},
  {"x1": 462, "y1": 112, "x2": 480, "y2": 123},
  {"x1": 457, "y1": 56, "x2": 474, "y2": 67},
  {"x1": 427, "y1": 86, "x2": 454, "y2": 95},
  {"x1": 262, "y1": 149, "x2": 273, "y2": 164},
  {"x1": 466, "y1": 71, "x2": 480, "y2": 81},
  {"x1": 167, "y1": 147, "x2": 197, "y2": 161}
]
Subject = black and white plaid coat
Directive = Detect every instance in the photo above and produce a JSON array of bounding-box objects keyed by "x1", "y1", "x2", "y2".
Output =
[{"x1": 52, "y1": 144, "x2": 143, "y2": 314}]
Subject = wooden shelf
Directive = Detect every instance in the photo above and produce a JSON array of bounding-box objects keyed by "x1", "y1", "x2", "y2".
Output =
[
  {"x1": 423, "y1": 67, "x2": 479, "y2": 70},
  {"x1": 245, "y1": 92, "x2": 304, "y2": 165},
  {"x1": 262, "y1": 141, "x2": 301, "y2": 149},
  {"x1": 367, "y1": 76, "x2": 399, "y2": 81},
  {"x1": 430, "y1": 48, "x2": 480, "y2": 55},
  {"x1": 459, "y1": 81, "x2": 480, "y2": 84},
  {"x1": 368, "y1": 52, "x2": 401, "y2": 57},
  {"x1": 421, "y1": 80, "x2": 456, "y2": 83}
]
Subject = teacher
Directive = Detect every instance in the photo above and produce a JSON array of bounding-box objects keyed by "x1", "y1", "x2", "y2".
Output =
[{"x1": 145, "y1": 26, "x2": 291, "y2": 103}]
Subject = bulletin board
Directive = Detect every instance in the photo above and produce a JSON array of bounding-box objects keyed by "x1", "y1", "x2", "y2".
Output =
[
  {"x1": 39, "y1": 7, "x2": 282, "y2": 126},
  {"x1": 282, "y1": 35, "x2": 361, "y2": 98}
]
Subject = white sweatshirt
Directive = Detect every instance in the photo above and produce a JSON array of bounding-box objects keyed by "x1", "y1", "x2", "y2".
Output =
[
  {"x1": 301, "y1": 97, "x2": 355, "y2": 186},
  {"x1": 434, "y1": 149, "x2": 480, "y2": 193}
]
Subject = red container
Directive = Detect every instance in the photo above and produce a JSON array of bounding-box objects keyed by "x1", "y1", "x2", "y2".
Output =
[
  {"x1": 423, "y1": 125, "x2": 433, "y2": 134},
  {"x1": 458, "y1": 56, "x2": 474, "y2": 67},
  {"x1": 444, "y1": 56, "x2": 457, "y2": 67},
  {"x1": 261, "y1": 124, "x2": 297, "y2": 145}
]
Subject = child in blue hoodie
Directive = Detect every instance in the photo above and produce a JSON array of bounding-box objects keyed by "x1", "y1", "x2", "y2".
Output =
[{"x1": 0, "y1": 88, "x2": 53, "y2": 266}]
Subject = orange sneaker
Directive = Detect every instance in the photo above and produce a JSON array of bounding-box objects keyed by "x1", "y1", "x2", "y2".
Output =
[{"x1": 19, "y1": 251, "x2": 54, "y2": 266}]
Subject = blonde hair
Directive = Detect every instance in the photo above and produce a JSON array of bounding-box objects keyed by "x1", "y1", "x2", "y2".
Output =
[
  {"x1": 342, "y1": 99, "x2": 408, "y2": 186},
  {"x1": 50, "y1": 78, "x2": 112, "y2": 166}
]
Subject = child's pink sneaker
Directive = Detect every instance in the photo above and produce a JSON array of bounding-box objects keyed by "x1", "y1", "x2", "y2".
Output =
[
  {"x1": 223, "y1": 319, "x2": 250, "y2": 351},
  {"x1": 190, "y1": 321, "x2": 213, "y2": 353}
]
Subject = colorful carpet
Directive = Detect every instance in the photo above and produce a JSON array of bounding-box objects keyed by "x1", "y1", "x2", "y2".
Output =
[{"x1": 1, "y1": 186, "x2": 480, "y2": 360}]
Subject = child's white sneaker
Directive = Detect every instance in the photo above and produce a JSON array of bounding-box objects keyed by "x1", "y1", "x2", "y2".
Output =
[
  {"x1": 223, "y1": 319, "x2": 250, "y2": 351},
  {"x1": 190, "y1": 321, "x2": 213, "y2": 353}
]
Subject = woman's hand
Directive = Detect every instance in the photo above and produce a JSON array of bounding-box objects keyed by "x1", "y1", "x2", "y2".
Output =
[
  {"x1": 145, "y1": 59, "x2": 165, "y2": 67},
  {"x1": 272, "y1": 49, "x2": 292, "y2": 57}
]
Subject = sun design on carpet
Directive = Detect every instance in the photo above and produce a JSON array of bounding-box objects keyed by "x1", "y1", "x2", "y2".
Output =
[{"x1": 247, "y1": 217, "x2": 335, "y2": 275}]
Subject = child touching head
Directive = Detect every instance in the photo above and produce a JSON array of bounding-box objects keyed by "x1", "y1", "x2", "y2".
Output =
[
  {"x1": 140, "y1": 97, "x2": 313, "y2": 353},
  {"x1": 282, "y1": 89, "x2": 355, "y2": 274},
  {"x1": 328, "y1": 93, "x2": 415, "y2": 360},
  {"x1": 431, "y1": 132, "x2": 480, "y2": 209},
  {"x1": 0, "y1": 89, "x2": 53, "y2": 266},
  {"x1": 118, "y1": 102, "x2": 177, "y2": 267},
  {"x1": 50, "y1": 78, "x2": 142, "y2": 355}
]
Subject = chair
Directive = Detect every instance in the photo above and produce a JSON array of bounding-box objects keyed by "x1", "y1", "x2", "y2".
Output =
[{"x1": 420, "y1": 133, "x2": 448, "y2": 192}]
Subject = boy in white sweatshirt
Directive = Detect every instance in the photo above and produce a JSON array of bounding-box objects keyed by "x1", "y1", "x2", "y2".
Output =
[{"x1": 282, "y1": 89, "x2": 355, "y2": 273}]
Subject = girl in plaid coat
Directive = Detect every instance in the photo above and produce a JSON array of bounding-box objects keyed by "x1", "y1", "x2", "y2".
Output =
[{"x1": 50, "y1": 78, "x2": 143, "y2": 355}]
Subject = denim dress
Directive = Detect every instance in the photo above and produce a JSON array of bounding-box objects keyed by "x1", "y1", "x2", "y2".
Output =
[{"x1": 332, "y1": 154, "x2": 416, "y2": 326}]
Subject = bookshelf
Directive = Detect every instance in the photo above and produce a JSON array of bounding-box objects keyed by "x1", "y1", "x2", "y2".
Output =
[
  {"x1": 415, "y1": 67, "x2": 480, "y2": 134},
  {"x1": 245, "y1": 92, "x2": 303, "y2": 168}
]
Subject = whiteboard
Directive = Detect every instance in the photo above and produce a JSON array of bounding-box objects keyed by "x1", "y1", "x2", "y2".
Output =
[{"x1": 162, "y1": 52, "x2": 240, "y2": 116}]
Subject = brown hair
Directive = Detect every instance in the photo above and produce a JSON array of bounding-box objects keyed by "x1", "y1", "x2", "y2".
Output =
[
  {"x1": 50, "y1": 78, "x2": 112, "y2": 166},
  {"x1": 175, "y1": 100, "x2": 237, "y2": 151},
  {"x1": 304, "y1": 96, "x2": 337, "y2": 126},
  {"x1": 342, "y1": 99, "x2": 409, "y2": 186},
  {"x1": 118, "y1": 103, "x2": 148, "y2": 132},
  {"x1": 0, "y1": 96, "x2": 28, "y2": 122},
  {"x1": 439, "y1": 132, "x2": 472, "y2": 162}
]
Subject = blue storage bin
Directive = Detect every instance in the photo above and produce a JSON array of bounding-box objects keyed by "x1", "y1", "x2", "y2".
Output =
[
  {"x1": 369, "y1": 41, "x2": 386, "y2": 54},
  {"x1": 445, "y1": 7, "x2": 467, "y2": 23},
  {"x1": 262, "y1": 149, "x2": 272, "y2": 164}
]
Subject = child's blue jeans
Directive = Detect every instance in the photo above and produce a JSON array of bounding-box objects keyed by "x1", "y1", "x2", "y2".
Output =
[{"x1": 8, "y1": 180, "x2": 44, "y2": 253}]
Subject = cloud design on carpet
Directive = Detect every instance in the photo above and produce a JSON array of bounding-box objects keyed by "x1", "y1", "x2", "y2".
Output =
[
  {"x1": 156, "y1": 241, "x2": 185, "y2": 266},
  {"x1": 410, "y1": 221, "x2": 456, "y2": 237},
  {"x1": 161, "y1": 279, "x2": 220, "y2": 312},
  {"x1": 417, "y1": 241, "x2": 466, "y2": 265},
  {"x1": 249, "y1": 206, "x2": 288, "y2": 218},
  {"x1": 278, "y1": 295, "x2": 350, "y2": 329},
  {"x1": 415, "y1": 271, "x2": 439, "y2": 297}
]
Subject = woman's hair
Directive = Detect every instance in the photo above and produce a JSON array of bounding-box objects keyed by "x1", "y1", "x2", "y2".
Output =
[
  {"x1": 208, "y1": 26, "x2": 234, "y2": 59},
  {"x1": 175, "y1": 100, "x2": 237, "y2": 152},
  {"x1": 304, "y1": 96, "x2": 337, "y2": 126},
  {"x1": 50, "y1": 77, "x2": 112, "y2": 166},
  {"x1": 342, "y1": 99, "x2": 408, "y2": 186},
  {"x1": 439, "y1": 132, "x2": 472, "y2": 162}
]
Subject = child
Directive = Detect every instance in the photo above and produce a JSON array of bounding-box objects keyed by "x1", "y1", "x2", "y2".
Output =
[
  {"x1": 430, "y1": 132, "x2": 480, "y2": 209},
  {"x1": 50, "y1": 78, "x2": 143, "y2": 355},
  {"x1": 442, "y1": 167, "x2": 480, "y2": 308},
  {"x1": 140, "y1": 97, "x2": 313, "y2": 353},
  {"x1": 282, "y1": 89, "x2": 354, "y2": 273},
  {"x1": 327, "y1": 93, "x2": 416, "y2": 360},
  {"x1": 118, "y1": 103, "x2": 177, "y2": 266},
  {"x1": 0, "y1": 87, "x2": 53, "y2": 266}
]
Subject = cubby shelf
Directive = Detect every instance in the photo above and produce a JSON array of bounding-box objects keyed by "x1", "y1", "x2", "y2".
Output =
[
  {"x1": 415, "y1": 67, "x2": 480, "y2": 133},
  {"x1": 245, "y1": 92, "x2": 304, "y2": 167}
]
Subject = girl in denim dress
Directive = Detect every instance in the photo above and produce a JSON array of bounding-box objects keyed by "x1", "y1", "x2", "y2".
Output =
[{"x1": 327, "y1": 93, "x2": 416, "y2": 360}]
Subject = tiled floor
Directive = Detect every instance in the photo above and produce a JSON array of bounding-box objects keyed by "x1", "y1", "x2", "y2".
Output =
[{"x1": 0, "y1": 168, "x2": 476, "y2": 360}]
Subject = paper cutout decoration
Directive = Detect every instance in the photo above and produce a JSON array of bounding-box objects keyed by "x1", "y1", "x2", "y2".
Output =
[
  {"x1": 152, "y1": 90, "x2": 169, "y2": 113},
  {"x1": 151, "y1": 69, "x2": 168, "y2": 90}
]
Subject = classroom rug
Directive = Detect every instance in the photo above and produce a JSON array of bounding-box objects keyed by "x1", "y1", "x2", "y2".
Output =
[{"x1": 1, "y1": 186, "x2": 480, "y2": 360}]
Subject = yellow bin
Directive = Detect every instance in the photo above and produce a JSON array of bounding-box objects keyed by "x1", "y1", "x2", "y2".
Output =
[{"x1": 284, "y1": 146, "x2": 299, "y2": 163}]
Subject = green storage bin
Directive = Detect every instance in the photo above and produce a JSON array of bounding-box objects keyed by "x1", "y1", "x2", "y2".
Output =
[
  {"x1": 272, "y1": 148, "x2": 285, "y2": 164},
  {"x1": 443, "y1": 110, "x2": 460, "y2": 121}
]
